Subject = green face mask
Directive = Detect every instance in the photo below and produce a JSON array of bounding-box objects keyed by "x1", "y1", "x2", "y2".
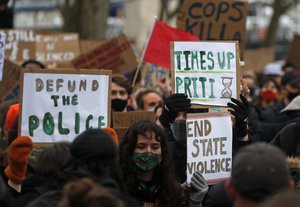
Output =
[{"x1": 133, "y1": 152, "x2": 162, "y2": 172}]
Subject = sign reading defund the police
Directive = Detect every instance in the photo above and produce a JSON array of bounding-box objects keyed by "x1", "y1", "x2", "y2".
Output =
[
  {"x1": 20, "y1": 69, "x2": 111, "y2": 143},
  {"x1": 186, "y1": 113, "x2": 232, "y2": 184},
  {"x1": 172, "y1": 41, "x2": 239, "y2": 106}
]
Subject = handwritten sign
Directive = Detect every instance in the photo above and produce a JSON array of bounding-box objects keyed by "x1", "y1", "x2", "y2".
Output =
[
  {"x1": 186, "y1": 112, "x2": 232, "y2": 184},
  {"x1": 0, "y1": 32, "x2": 6, "y2": 81},
  {"x1": 177, "y1": 0, "x2": 248, "y2": 58},
  {"x1": 19, "y1": 69, "x2": 111, "y2": 144},
  {"x1": 72, "y1": 34, "x2": 137, "y2": 73},
  {"x1": 171, "y1": 41, "x2": 239, "y2": 106},
  {"x1": 0, "y1": 29, "x2": 36, "y2": 62},
  {"x1": 141, "y1": 62, "x2": 170, "y2": 88},
  {"x1": 35, "y1": 33, "x2": 80, "y2": 63}
]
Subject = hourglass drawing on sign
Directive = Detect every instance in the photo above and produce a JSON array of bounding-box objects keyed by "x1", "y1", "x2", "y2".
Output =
[{"x1": 221, "y1": 77, "x2": 233, "y2": 99}]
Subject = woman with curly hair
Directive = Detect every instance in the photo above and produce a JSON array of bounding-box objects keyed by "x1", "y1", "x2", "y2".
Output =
[{"x1": 119, "y1": 120, "x2": 190, "y2": 207}]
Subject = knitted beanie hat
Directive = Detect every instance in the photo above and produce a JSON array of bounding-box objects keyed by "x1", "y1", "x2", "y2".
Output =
[
  {"x1": 70, "y1": 129, "x2": 118, "y2": 163},
  {"x1": 5, "y1": 136, "x2": 33, "y2": 184}
]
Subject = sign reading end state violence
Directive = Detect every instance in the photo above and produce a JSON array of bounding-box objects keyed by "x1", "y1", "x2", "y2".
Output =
[
  {"x1": 20, "y1": 69, "x2": 111, "y2": 144},
  {"x1": 172, "y1": 41, "x2": 239, "y2": 106},
  {"x1": 186, "y1": 113, "x2": 232, "y2": 184}
]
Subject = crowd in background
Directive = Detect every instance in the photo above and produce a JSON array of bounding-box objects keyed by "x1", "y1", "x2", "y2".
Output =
[{"x1": 0, "y1": 57, "x2": 299, "y2": 207}]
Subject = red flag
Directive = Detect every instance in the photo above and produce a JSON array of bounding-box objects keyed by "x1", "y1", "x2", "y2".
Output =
[{"x1": 142, "y1": 20, "x2": 200, "y2": 69}]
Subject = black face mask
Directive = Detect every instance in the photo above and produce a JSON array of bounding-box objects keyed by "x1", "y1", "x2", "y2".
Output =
[
  {"x1": 171, "y1": 120, "x2": 187, "y2": 145},
  {"x1": 111, "y1": 99, "x2": 127, "y2": 111},
  {"x1": 287, "y1": 92, "x2": 299, "y2": 102}
]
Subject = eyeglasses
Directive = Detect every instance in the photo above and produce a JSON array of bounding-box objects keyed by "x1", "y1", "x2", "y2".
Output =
[{"x1": 111, "y1": 90, "x2": 128, "y2": 96}]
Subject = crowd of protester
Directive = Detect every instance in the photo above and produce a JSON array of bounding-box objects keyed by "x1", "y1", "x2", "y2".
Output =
[{"x1": 0, "y1": 57, "x2": 299, "y2": 207}]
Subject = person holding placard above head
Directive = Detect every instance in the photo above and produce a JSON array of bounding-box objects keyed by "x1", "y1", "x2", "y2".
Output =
[
  {"x1": 119, "y1": 120, "x2": 208, "y2": 207},
  {"x1": 111, "y1": 74, "x2": 134, "y2": 112}
]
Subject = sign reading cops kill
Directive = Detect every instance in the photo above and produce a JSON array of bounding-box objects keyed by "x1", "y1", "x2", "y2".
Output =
[
  {"x1": 176, "y1": 0, "x2": 248, "y2": 58},
  {"x1": 186, "y1": 113, "x2": 232, "y2": 184},
  {"x1": 20, "y1": 69, "x2": 111, "y2": 143},
  {"x1": 172, "y1": 41, "x2": 239, "y2": 106}
]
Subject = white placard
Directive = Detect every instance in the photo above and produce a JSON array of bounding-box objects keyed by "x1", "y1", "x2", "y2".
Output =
[
  {"x1": 0, "y1": 32, "x2": 6, "y2": 81},
  {"x1": 172, "y1": 41, "x2": 238, "y2": 106},
  {"x1": 20, "y1": 71, "x2": 110, "y2": 143},
  {"x1": 186, "y1": 113, "x2": 232, "y2": 184}
]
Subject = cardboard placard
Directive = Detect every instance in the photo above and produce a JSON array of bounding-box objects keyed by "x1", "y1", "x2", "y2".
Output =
[
  {"x1": 0, "y1": 32, "x2": 5, "y2": 81},
  {"x1": 0, "y1": 29, "x2": 36, "y2": 62},
  {"x1": 80, "y1": 40, "x2": 105, "y2": 54},
  {"x1": 186, "y1": 112, "x2": 232, "y2": 184},
  {"x1": 141, "y1": 62, "x2": 170, "y2": 88},
  {"x1": 177, "y1": 0, "x2": 248, "y2": 58},
  {"x1": 19, "y1": 69, "x2": 112, "y2": 145},
  {"x1": 0, "y1": 30, "x2": 81, "y2": 64},
  {"x1": 244, "y1": 47, "x2": 274, "y2": 72},
  {"x1": 72, "y1": 34, "x2": 137, "y2": 73},
  {"x1": 287, "y1": 34, "x2": 300, "y2": 70},
  {"x1": 0, "y1": 61, "x2": 22, "y2": 104},
  {"x1": 112, "y1": 111, "x2": 156, "y2": 128},
  {"x1": 113, "y1": 111, "x2": 156, "y2": 143},
  {"x1": 171, "y1": 41, "x2": 240, "y2": 106},
  {"x1": 35, "y1": 33, "x2": 80, "y2": 63}
]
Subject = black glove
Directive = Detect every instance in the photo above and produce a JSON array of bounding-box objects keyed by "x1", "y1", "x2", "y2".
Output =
[
  {"x1": 227, "y1": 94, "x2": 249, "y2": 138},
  {"x1": 159, "y1": 93, "x2": 191, "y2": 127}
]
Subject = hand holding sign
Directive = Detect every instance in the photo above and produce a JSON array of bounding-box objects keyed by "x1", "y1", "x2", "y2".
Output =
[
  {"x1": 190, "y1": 171, "x2": 209, "y2": 204},
  {"x1": 227, "y1": 94, "x2": 249, "y2": 138},
  {"x1": 159, "y1": 93, "x2": 191, "y2": 127}
]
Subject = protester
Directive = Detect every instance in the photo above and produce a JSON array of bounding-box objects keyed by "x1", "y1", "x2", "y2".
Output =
[
  {"x1": 249, "y1": 71, "x2": 300, "y2": 142},
  {"x1": 225, "y1": 143, "x2": 294, "y2": 207},
  {"x1": 242, "y1": 70, "x2": 259, "y2": 103},
  {"x1": 282, "y1": 62, "x2": 297, "y2": 73},
  {"x1": 0, "y1": 176, "x2": 13, "y2": 207},
  {"x1": 263, "y1": 61, "x2": 284, "y2": 85},
  {"x1": 135, "y1": 89, "x2": 163, "y2": 111},
  {"x1": 14, "y1": 142, "x2": 71, "y2": 207},
  {"x1": 156, "y1": 93, "x2": 192, "y2": 182},
  {"x1": 119, "y1": 120, "x2": 208, "y2": 206},
  {"x1": 0, "y1": 135, "x2": 33, "y2": 204},
  {"x1": 287, "y1": 157, "x2": 300, "y2": 191},
  {"x1": 21, "y1": 60, "x2": 46, "y2": 70},
  {"x1": 256, "y1": 78, "x2": 280, "y2": 110},
  {"x1": 0, "y1": 101, "x2": 18, "y2": 141},
  {"x1": 260, "y1": 191, "x2": 300, "y2": 207},
  {"x1": 270, "y1": 102, "x2": 300, "y2": 156},
  {"x1": 26, "y1": 129, "x2": 140, "y2": 207},
  {"x1": 111, "y1": 74, "x2": 134, "y2": 112},
  {"x1": 0, "y1": 103, "x2": 19, "y2": 143},
  {"x1": 58, "y1": 178, "x2": 125, "y2": 207}
]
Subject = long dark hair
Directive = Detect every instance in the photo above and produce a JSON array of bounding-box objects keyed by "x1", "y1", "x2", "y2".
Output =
[{"x1": 119, "y1": 120, "x2": 184, "y2": 206}]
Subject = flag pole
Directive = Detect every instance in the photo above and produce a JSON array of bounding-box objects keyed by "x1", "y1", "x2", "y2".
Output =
[{"x1": 132, "y1": 17, "x2": 158, "y2": 87}]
